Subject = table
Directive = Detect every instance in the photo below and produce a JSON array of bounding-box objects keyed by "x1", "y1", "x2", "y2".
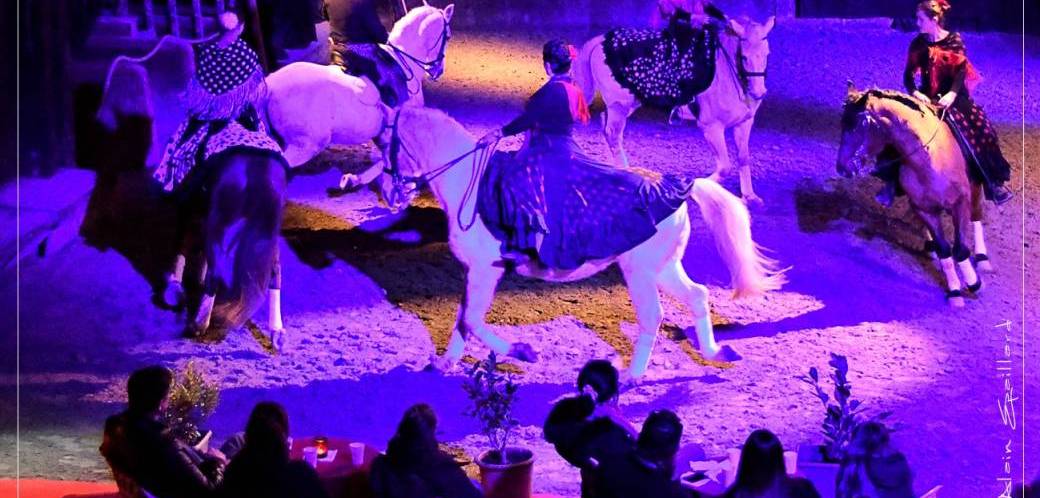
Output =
[{"x1": 291, "y1": 436, "x2": 382, "y2": 498}]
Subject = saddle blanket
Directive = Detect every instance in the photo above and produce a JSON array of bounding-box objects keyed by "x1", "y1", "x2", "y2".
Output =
[{"x1": 603, "y1": 24, "x2": 718, "y2": 110}]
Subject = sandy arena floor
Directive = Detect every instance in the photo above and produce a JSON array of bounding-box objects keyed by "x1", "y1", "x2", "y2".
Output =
[{"x1": 2, "y1": 18, "x2": 1038, "y2": 497}]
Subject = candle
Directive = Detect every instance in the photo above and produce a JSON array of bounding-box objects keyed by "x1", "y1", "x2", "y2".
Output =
[{"x1": 315, "y1": 436, "x2": 329, "y2": 459}]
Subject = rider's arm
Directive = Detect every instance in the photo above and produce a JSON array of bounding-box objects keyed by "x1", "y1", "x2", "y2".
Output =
[
  {"x1": 903, "y1": 37, "x2": 924, "y2": 95},
  {"x1": 501, "y1": 83, "x2": 556, "y2": 136}
]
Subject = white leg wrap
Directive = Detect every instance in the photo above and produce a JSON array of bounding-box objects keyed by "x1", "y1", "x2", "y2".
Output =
[
  {"x1": 630, "y1": 333, "x2": 657, "y2": 378},
  {"x1": 973, "y1": 221, "x2": 988, "y2": 256},
  {"x1": 169, "y1": 254, "x2": 186, "y2": 283},
  {"x1": 957, "y1": 258, "x2": 979, "y2": 287},
  {"x1": 939, "y1": 257, "x2": 961, "y2": 292},
  {"x1": 195, "y1": 294, "x2": 216, "y2": 330},
  {"x1": 445, "y1": 329, "x2": 466, "y2": 361},
  {"x1": 268, "y1": 289, "x2": 283, "y2": 331},
  {"x1": 693, "y1": 314, "x2": 719, "y2": 355}
]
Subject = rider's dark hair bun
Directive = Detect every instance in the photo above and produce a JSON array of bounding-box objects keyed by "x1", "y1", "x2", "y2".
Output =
[{"x1": 543, "y1": 39, "x2": 575, "y2": 75}]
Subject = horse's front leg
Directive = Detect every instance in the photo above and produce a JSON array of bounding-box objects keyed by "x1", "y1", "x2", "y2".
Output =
[
  {"x1": 187, "y1": 260, "x2": 218, "y2": 337},
  {"x1": 970, "y1": 182, "x2": 993, "y2": 271},
  {"x1": 701, "y1": 124, "x2": 732, "y2": 183},
  {"x1": 732, "y1": 119, "x2": 763, "y2": 206},
  {"x1": 603, "y1": 103, "x2": 635, "y2": 168},
  {"x1": 268, "y1": 245, "x2": 285, "y2": 350},
  {"x1": 952, "y1": 200, "x2": 982, "y2": 295},
  {"x1": 918, "y1": 210, "x2": 965, "y2": 307}
]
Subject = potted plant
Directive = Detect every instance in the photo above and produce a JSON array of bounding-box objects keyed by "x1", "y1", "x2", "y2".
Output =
[
  {"x1": 463, "y1": 352, "x2": 533, "y2": 498},
  {"x1": 162, "y1": 361, "x2": 220, "y2": 450},
  {"x1": 796, "y1": 353, "x2": 891, "y2": 497}
]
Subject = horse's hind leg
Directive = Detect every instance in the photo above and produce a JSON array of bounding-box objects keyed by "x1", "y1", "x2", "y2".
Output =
[
  {"x1": 603, "y1": 103, "x2": 634, "y2": 168},
  {"x1": 733, "y1": 119, "x2": 763, "y2": 206},
  {"x1": 656, "y1": 260, "x2": 741, "y2": 364},
  {"x1": 918, "y1": 210, "x2": 965, "y2": 307},
  {"x1": 268, "y1": 245, "x2": 285, "y2": 350},
  {"x1": 970, "y1": 182, "x2": 993, "y2": 271},
  {"x1": 702, "y1": 124, "x2": 732, "y2": 184}
]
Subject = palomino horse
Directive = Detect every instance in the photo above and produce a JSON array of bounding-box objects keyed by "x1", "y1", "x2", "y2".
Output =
[
  {"x1": 264, "y1": 3, "x2": 454, "y2": 190},
  {"x1": 574, "y1": 16, "x2": 774, "y2": 204},
  {"x1": 837, "y1": 85, "x2": 993, "y2": 307},
  {"x1": 383, "y1": 107, "x2": 786, "y2": 378}
]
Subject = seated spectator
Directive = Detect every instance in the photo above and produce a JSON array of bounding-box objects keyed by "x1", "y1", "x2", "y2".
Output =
[
  {"x1": 589, "y1": 409, "x2": 697, "y2": 498},
  {"x1": 100, "y1": 365, "x2": 224, "y2": 498},
  {"x1": 544, "y1": 360, "x2": 638, "y2": 498},
  {"x1": 220, "y1": 401, "x2": 328, "y2": 498},
  {"x1": 722, "y1": 429, "x2": 819, "y2": 498},
  {"x1": 370, "y1": 403, "x2": 481, "y2": 498},
  {"x1": 836, "y1": 422, "x2": 914, "y2": 498}
]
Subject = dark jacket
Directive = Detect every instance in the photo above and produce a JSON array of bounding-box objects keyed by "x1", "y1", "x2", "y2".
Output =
[
  {"x1": 220, "y1": 448, "x2": 329, "y2": 498},
  {"x1": 722, "y1": 476, "x2": 821, "y2": 498},
  {"x1": 837, "y1": 452, "x2": 915, "y2": 498},
  {"x1": 100, "y1": 411, "x2": 221, "y2": 498},
  {"x1": 369, "y1": 450, "x2": 481, "y2": 498},
  {"x1": 502, "y1": 75, "x2": 587, "y2": 138},
  {"x1": 323, "y1": 0, "x2": 389, "y2": 45},
  {"x1": 590, "y1": 450, "x2": 695, "y2": 498}
]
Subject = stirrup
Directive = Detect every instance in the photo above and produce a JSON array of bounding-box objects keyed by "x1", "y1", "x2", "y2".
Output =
[{"x1": 990, "y1": 185, "x2": 1013, "y2": 205}]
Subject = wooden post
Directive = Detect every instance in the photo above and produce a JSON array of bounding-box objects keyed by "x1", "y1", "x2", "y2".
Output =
[
  {"x1": 192, "y1": 0, "x2": 204, "y2": 36},
  {"x1": 167, "y1": 0, "x2": 180, "y2": 36}
]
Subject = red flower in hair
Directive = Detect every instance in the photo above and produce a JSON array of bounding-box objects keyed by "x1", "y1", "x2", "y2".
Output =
[{"x1": 568, "y1": 45, "x2": 578, "y2": 61}]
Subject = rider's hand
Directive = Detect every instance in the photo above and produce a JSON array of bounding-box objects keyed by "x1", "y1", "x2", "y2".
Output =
[
  {"x1": 937, "y1": 92, "x2": 957, "y2": 108},
  {"x1": 912, "y1": 91, "x2": 931, "y2": 104},
  {"x1": 478, "y1": 129, "x2": 503, "y2": 147}
]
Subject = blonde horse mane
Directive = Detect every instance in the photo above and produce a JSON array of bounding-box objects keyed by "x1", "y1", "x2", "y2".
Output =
[{"x1": 396, "y1": 107, "x2": 473, "y2": 162}]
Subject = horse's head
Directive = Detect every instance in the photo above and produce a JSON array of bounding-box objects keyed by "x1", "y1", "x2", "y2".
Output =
[
  {"x1": 726, "y1": 16, "x2": 774, "y2": 101},
  {"x1": 381, "y1": 107, "x2": 471, "y2": 202},
  {"x1": 837, "y1": 83, "x2": 937, "y2": 178},
  {"x1": 390, "y1": 2, "x2": 455, "y2": 81}
]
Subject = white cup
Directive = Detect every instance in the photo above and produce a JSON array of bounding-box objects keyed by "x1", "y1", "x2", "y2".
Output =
[
  {"x1": 784, "y1": 450, "x2": 798, "y2": 475},
  {"x1": 302, "y1": 447, "x2": 318, "y2": 468},
  {"x1": 350, "y1": 442, "x2": 366, "y2": 465},
  {"x1": 725, "y1": 448, "x2": 742, "y2": 486}
]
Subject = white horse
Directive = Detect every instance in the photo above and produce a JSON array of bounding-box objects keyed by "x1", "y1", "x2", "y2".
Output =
[
  {"x1": 574, "y1": 16, "x2": 775, "y2": 204},
  {"x1": 384, "y1": 107, "x2": 786, "y2": 378},
  {"x1": 264, "y1": 3, "x2": 455, "y2": 190}
]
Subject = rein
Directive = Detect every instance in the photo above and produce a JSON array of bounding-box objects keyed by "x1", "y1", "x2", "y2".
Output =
[
  {"x1": 717, "y1": 33, "x2": 765, "y2": 105},
  {"x1": 386, "y1": 13, "x2": 451, "y2": 90},
  {"x1": 385, "y1": 112, "x2": 493, "y2": 231},
  {"x1": 855, "y1": 105, "x2": 947, "y2": 172}
]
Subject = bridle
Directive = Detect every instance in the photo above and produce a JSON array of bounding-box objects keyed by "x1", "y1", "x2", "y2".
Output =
[
  {"x1": 382, "y1": 112, "x2": 494, "y2": 230},
  {"x1": 717, "y1": 31, "x2": 767, "y2": 102},
  {"x1": 844, "y1": 103, "x2": 947, "y2": 174},
  {"x1": 387, "y1": 11, "x2": 452, "y2": 87}
]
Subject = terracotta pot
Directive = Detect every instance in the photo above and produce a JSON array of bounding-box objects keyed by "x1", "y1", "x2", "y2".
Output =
[{"x1": 476, "y1": 447, "x2": 534, "y2": 498}]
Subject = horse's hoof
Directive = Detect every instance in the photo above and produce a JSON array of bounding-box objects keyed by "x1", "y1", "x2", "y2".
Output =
[
  {"x1": 704, "y1": 345, "x2": 742, "y2": 363},
  {"x1": 424, "y1": 354, "x2": 459, "y2": 374},
  {"x1": 184, "y1": 322, "x2": 207, "y2": 339},
  {"x1": 507, "y1": 343, "x2": 539, "y2": 363},
  {"x1": 743, "y1": 195, "x2": 765, "y2": 207},
  {"x1": 162, "y1": 283, "x2": 185, "y2": 309},
  {"x1": 966, "y1": 279, "x2": 983, "y2": 295},
  {"x1": 269, "y1": 328, "x2": 286, "y2": 352},
  {"x1": 975, "y1": 254, "x2": 994, "y2": 272},
  {"x1": 339, "y1": 173, "x2": 360, "y2": 191},
  {"x1": 946, "y1": 289, "x2": 965, "y2": 308}
]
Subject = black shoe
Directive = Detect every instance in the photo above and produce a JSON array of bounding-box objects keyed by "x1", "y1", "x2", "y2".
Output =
[
  {"x1": 875, "y1": 183, "x2": 896, "y2": 207},
  {"x1": 991, "y1": 184, "x2": 1013, "y2": 205}
]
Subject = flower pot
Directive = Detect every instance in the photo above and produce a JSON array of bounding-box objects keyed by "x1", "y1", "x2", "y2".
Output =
[
  {"x1": 798, "y1": 444, "x2": 840, "y2": 498},
  {"x1": 476, "y1": 447, "x2": 534, "y2": 498}
]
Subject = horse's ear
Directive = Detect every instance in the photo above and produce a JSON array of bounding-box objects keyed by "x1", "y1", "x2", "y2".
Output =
[
  {"x1": 422, "y1": 0, "x2": 429, "y2": 5},
  {"x1": 443, "y1": 3, "x2": 454, "y2": 22},
  {"x1": 727, "y1": 19, "x2": 747, "y2": 38},
  {"x1": 762, "y1": 16, "x2": 776, "y2": 35}
]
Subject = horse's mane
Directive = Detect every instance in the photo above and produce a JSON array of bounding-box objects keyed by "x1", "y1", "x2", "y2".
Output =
[
  {"x1": 398, "y1": 107, "x2": 474, "y2": 154},
  {"x1": 841, "y1": 88, "x2": 934, "y2": 131},
  {"x1": 389, "y1": 6, "x2": 442, "y2": 43}
]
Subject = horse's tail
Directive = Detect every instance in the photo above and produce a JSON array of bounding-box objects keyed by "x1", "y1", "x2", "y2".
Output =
[
  {"x1": 688, "y1": 178, "x2": 786, "y2": 298},
  {"x1": 211, "y1": 151, "x2": 286, "y2": 330},
  {"x1": 573, "y1": 37, "x2": 599, "y2": 110}
]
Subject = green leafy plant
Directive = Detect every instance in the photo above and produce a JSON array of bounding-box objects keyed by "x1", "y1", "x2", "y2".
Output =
[
  {"x1": 798, "y1": 353, "x2": 891, "y2": 462},
  {"x1": 462, "y1": 352, "x2": 520, "y2": 464},
  {"x1": 162, "y1": 362, "x2": 220, "y2": 445}
]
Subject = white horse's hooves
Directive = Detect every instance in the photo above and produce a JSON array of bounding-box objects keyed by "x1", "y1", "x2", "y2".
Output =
[
  {"x1": 424, "y1": 354, "x2": 460, "y2": 374},
  {"x1": 947, "y1": 295, "x2": 966, "y2": 308},
  {"x1": 704, "y1": 345, "x2": 743, "y2": 363},
  {"x1": 339, "y1": 173, "x2": 360, "y2": 191},
  {"x1": 507, "y1": 343, "x2": 539, "y2": 363},
  {"x1": 742, "y1": 195, "x2": 765, "y2": 207},
  {"x1": 976, "y1": 256, "x2": 994, "y2": 272},
  {"x1": 163, "y1": 283, "x2": 185, "y2": 309},
  {"x1": 269, "y1": 328, "x2": 286, "y2": 351}
]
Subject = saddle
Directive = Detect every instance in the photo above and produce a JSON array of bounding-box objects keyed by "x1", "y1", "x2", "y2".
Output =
[
  {"x1": 330, "y1": 42, "x2": 410, "y2": 108},
  {"x1": 603, "y1": 16, "x2": 719, "y2": 110}
]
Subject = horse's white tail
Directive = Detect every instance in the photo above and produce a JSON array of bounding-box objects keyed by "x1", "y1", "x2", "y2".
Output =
[
  {"x1": 573, "y1": 37, "x2": 599, "y2": 109},
  {"x1": 689, "y1": 178, "x2": 787, "y2": 298}
]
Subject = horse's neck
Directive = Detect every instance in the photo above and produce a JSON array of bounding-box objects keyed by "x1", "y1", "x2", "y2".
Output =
[
  {"x1": 425, "y1": 139, "x2": 478, "y2": 222},
  {"x1": 875, "y1": 103, "x2": 939, "y2": 167},
  {"x1": 702, "y1": 36, "x2": 751, "y2": 111}
]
